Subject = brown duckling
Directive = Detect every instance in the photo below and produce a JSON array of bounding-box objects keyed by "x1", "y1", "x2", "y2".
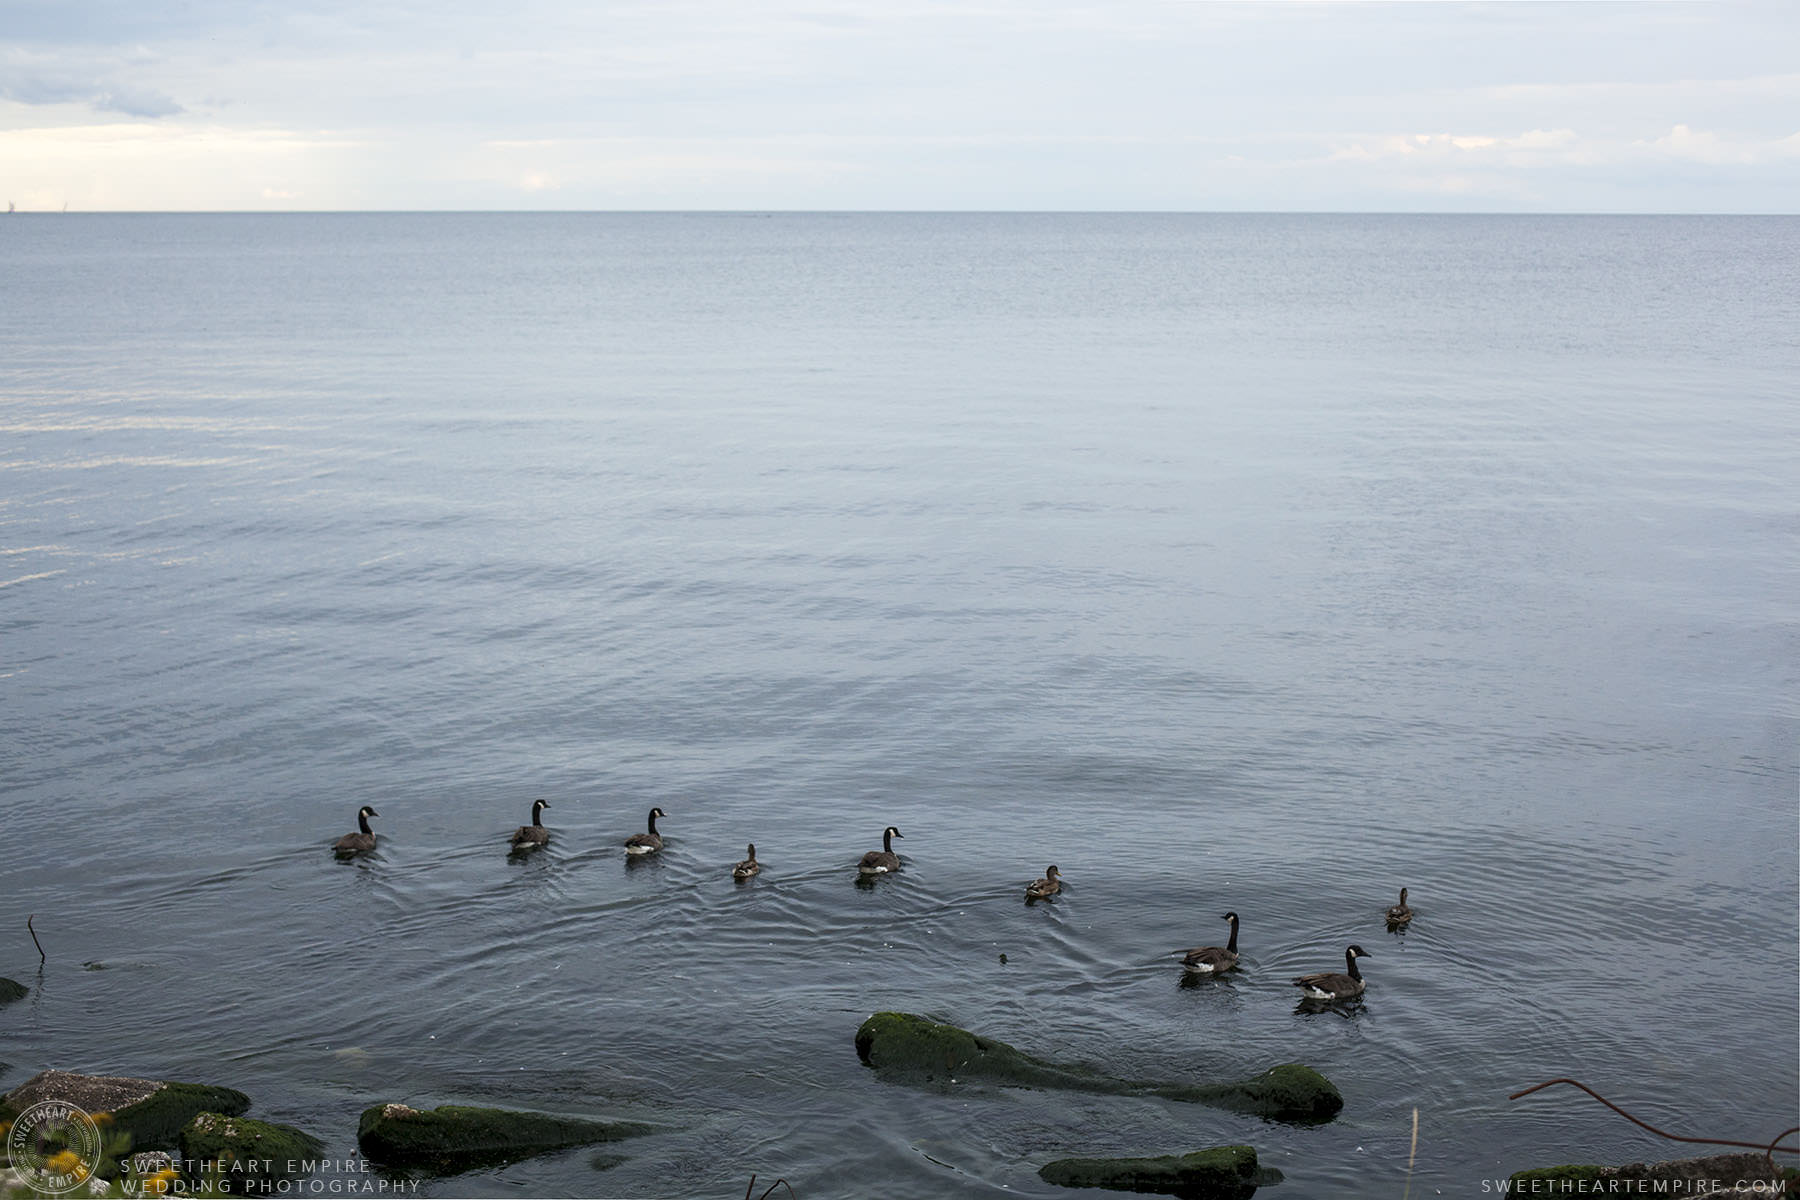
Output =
[{"x1": 1385, "y1": 887, "x2": 1415, "y2": 926}]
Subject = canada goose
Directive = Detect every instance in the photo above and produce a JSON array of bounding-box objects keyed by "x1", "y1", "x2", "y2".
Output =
[
  {"x1": 1386, "y1": 887, "x2": 1415, "y2": 926},
  {"x1": 509, "y1": 799, "x2": 551, "y2": 848},
  {"x1": 625, "y1": 807, "x2": 667, "y2": 855},
  {"x1": 732, "y1": 844, "x2": 760, "y2": 879},
  {"x1": 1292, "y1": 944, "x2": 1371, "y2": 1001},
  {"x1": 857, "y1": 826, "x2": 904, "y2": 875},
  {"x1": 333, "y1": 806, "x2": 379, "y2": 854},
  {"x1": 1025, "y1": 865, "x2": 1062, "y2": 900},
  {"x1": 1177, "y1": 911, "x2": 1241, "y2": 973}
]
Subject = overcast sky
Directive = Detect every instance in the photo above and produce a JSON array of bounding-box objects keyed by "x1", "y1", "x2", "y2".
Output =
[{"x1": 1, "y1": 0, "x2": 1794, "y2": 211}]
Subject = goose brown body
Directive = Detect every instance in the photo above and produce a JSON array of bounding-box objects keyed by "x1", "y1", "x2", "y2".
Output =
[
  {"x1": 510, "y1": 799, "x2": 551, "y2": 847},
  {"x1": 733, "y1": 844, "x2": 760, "y2": 879},
  {"x1": 1292, "y1": 944, "x2": 1370, "y2": 1000},
  {"x1": 625, "y1": 807, "x2": 667, "y2": 855},
  {"x1": 857, "y1": 826, "x2": 904, "y2": 875},
  {"x1": 333, "y1": 806, "x2": 379, "y2": 854},
  {"x1": 1025, "y1": 865, "x2": 1062, "y2": 899},
  {"x1": 1178, "y1": 911, "x2": 1241, "y2": 973}
]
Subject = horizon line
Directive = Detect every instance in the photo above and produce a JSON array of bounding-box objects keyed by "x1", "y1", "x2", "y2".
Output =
[{"x1": 4, "y1": 207, "x2": 1796, "y2": 217}]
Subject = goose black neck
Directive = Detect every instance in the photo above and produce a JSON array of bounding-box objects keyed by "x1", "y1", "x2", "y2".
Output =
[
  {"x1": 647, "y1": 810, "x2": 659, "y2": 834},
  {"x1": 1346, "y1": 948, "x2": 1362, "y2": 980},
  {"x1": 882, "y1": 829, "x2": 893, "y2": 852},
  {"x1": 357, "y1": 812, "x2": 373, "y2": 835},
  {"x1": 1226, "y1": 919, "x2": 1239, "y2": 954},
  {"x1": 532, "y1": 802, "x2": 546, "y2": 827}
]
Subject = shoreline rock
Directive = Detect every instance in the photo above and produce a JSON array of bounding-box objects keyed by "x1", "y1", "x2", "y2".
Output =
[
  {"x1": 854, "y1": 1012, "x2": 1342, "y2": 1123},
  {"x1": 1, "y1": 1071, "x2": 252, "y2": 1151},
  {"x1": 356, "y1": 1102, "x2": 655, "y2": 1173},
  {"x1": 0, "y1": 979, "x2": 25, "y2": 1006},
  {"x1": 179, "y1": 1112, "x2": 324, "y2": 1193},
  {"x1": 1040, "y1": 1145, "x2": 1267, "y2": 1198},
  {"x1": 1510, "y1": 1153, "x2": 1794, "y2": 1196}
]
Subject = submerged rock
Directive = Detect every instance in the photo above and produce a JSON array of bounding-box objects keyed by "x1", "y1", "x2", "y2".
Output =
[
  {"x1": 854, "y1": 1012, "x2": 1342, "y2": 1123},
  {"x1": 1039, "y1": 1145, "x2": 1265, "y2": 1198},
  {"x1": 1, "y1": 1071, "x2": 251, "y2": 1150},
  {"x1": 1142, "y1": 1063, "x2": 1344, "y2": 1121},
  {"x1": 1510, "y1": 1153, "x2": 1794, "y2": 1196},
  {"x1": 356, "y1": 1102, "x2": 655, "y2": 1172},
  {"x1": 0, "y1": 978, "x2": 25, "y2": 1005},
  {"x1": 178, "y1": 1112, "x2": 324, "y2": 1192}
]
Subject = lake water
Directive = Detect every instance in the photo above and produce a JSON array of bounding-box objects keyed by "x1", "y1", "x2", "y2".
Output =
[{"x1": 2, "y1": 212, "x2": 1796, "y2": 1198}]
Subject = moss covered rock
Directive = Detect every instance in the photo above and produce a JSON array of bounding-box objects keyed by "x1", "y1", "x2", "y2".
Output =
[
  {"x1": 0, "y1": 1071, "x2": 250, "y2": 1151},
  {"x1": 1510, "y1": 1154, "x2": 1790, "y2": 1194},
  {"x1": 0, "y1": 978, "x2": 25, "y2": 1005},
  {"x1": 1145, "y1": 1063, "x2": 1343, "y2": 1122},
  {"x1": 178, "y1": 1112, "x2": 324, "y2": 1193},
  {"x1": 356, "y1": 1103, "x2": 655, "y2": 1172},
  {"x1": 1039, "y1": 1145, "x2": 1263, "y2": 1198},
  {"x1": 854, "y1": 1012, "x2": 1132, "y2": 1093},
  {"x1": 854, "y1": 1013, "x2": 1341, "y2": 1123}
]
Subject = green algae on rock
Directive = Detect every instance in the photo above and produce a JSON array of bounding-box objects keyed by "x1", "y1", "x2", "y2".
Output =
[
  {"x1": 1510, "y1": 1153, "x2": 1793, "y2": 1194},
  {"x1": 178, "y1": 1111, "x2": 325, "y2": 1190},
  {"x1": 854, "y1": 1012, "x2": 1342, "y2": 1123},
  {"x1": 854, "y1": 1011, "x2": 1130, "y2": 1093},
  {"x1": 1039, "y1": 1145, "x2": 1266, "y2": 1198},
  {"x1": 356, "y1": 1103, "x2": 655, "y2": 1172},
  {"x1": 1143, "y1": 1063, "x2": 1343, "y2": 1122},
  {"x1": 0, "y1": 1071, "x2": 252, "y2": 1152}
]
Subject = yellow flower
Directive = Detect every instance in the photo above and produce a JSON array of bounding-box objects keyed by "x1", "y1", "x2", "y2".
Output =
[
  {"x1": 45, "y1": 1149, "x2": 89, "y2": 1178},
  {"x1": 91, "y1": 1111, "x2": 114, "y2": 1127},
  {"x1": 146, "y1": 1168, "x2": 180, "y2": 1196}
]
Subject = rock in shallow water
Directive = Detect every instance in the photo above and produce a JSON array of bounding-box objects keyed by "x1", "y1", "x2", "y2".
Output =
[
  {"x1": 854, "y1": 1012, "x2": 1342, "y2": 1123},
  {"x1": 1, "y1": 1070, "x2": 251, "y2": 1151},
  {"x1": 179, "y1": 1111, "x2": 324, "y2": 1192},
  {"x1": 355, "y1": 1102, "x2": 656, "y2": 1173},
  {"x1": 1510, "y1": 1153, "x2": 1795, "y2": 1196},
  {"x1": 1039, "y1": 1145, "x2": 1266, "y2": 1198}
]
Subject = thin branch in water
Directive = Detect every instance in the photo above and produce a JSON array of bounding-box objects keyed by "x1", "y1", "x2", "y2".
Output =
[
  {"x1": 1510, "y1": 1078, "x2": 1800, "y2": 1165},
  {"x1": 28, "y1": 914, "x2": 45, "y2": 963},
  {"x1": 743, "y1": 1175, "x2": 796, "y2": 1200}
]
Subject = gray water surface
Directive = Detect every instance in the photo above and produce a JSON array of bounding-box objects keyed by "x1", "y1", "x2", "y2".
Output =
[{"x1": 3, "y1": 213, "x2": 1797, "y2": 1198}]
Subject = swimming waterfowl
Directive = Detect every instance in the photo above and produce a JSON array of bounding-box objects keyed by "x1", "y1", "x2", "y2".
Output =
[
  {"x1": 1292, "y1": 944, "x2": 1370, "y2": 1001},
  {"x1": 509, "y1": 799, "x2": 551, "y2": 848},
  {"x1": 857, "y1": 826, "x2": 904, "y2": 875},
  {"x1": 732, "y1": 844, "x2": 760, "y2": 879},
  {"x1": 1177, "y1": 911, "x2": 1241, "y2": 973},
  {"x1": 1386, "y1": 887, "x2": 1415, "y2": 926},
  {"x1": 333, "y1": 806, "x2": 379, "y2": 855},
  {"x1": 1025, "y1": 865, "x2": 1062, "y2": 899},
  {"x1": 625, "y1": 807, "x2": 667, "y2": 855}
]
